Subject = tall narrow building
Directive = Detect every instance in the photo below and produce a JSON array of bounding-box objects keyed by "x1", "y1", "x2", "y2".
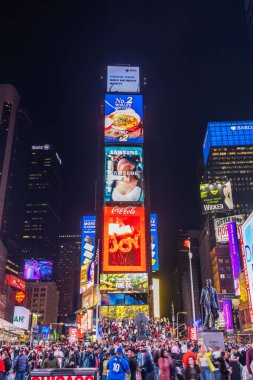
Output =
[
  {"x1": 22, "y1": 144, "x2": 63, "y2": 262},
  {"x1": 56, "y1": 234, "x2": 81, "y2": 322}
]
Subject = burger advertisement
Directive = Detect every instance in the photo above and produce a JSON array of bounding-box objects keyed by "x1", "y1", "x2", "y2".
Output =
[
  {"x1": 104, "y1": 146, "x2": 144, "y2": 203},
  {"x1": 103, "y1": 206, "x2": 146, "y2": 273},
  {"x1": 104, "y1": 94, "x2": 143, "y2": 144}
]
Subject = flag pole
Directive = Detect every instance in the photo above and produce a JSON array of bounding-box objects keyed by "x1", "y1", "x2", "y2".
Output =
[{"x1": 95, "y1": 238, "x2": 100, "y2": 341}]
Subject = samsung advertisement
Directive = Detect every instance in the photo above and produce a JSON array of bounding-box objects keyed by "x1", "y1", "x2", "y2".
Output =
[
  {"x1": 23, "y1": 261, "x2": 52, "y2": 281},
  {"x1": 200, "y1": 181, "x2": 233, "y2": 214},
  {"x1": 104, "y1": 146, "x2": 144, "y2": 203},
  {"x1": 105, "y1": 95, "x2": 143, "y2": 143}
]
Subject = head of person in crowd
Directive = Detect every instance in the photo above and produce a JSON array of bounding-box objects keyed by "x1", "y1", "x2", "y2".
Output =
[
  {"x1": 128, "y1": 348, "x2": 135, "y2": 358},
  {"x1": 115, "y1": 347, "x2": 124, "y2": 356},
  {"x1": 187, "y1": 343, "x2": 193, "y2": 352},
  {"x1": 187, "y1": 356, "x2": 196, "y2": 367}
]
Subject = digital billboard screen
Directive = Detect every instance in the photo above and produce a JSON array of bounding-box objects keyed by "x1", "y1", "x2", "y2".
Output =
[
  {"x1": 105, "y1": 94, "x2": 143, "y2": 144},
  {"x1": 242, "y1": 211, "x2": 253, "y2": 322},
  {"x1": 104, "y1": 146, "x2": 144, "y2": 203},
  {"x1": 81, "y1": 216, "x2": 96, "y2": 265},
  {"x1": 150, "y1": 214, "x2": 159, "y2": 271},
  {"x1": 100, "y1": 305, "x2": 149, "y2": 319},
  {"x1": 100, "y1": 273, "x2": 148, "y2": 293},
  {"x1": 23, "y1": 261, "x2": 52, "y2": 281},
  {"x1": 103, "y1": 206, "x2": 146, "y2": 272},
  {"x1": 101, "y1": 293, "x2": 147, "y2": 306},
  {"x1": 107, "y1": 66, "x2": 140, "y2": 93},
  {"x1": 214, "y1": 214, "x2": 244, "y2": 244},
  {"x1": 80, "y1": 259, "x2": 95, "y2": 294},
  {"x1": 80, "y1": 216, "x2": 96, "y2": 294},
  {"x1": 200, "y1": 181, "x2": 234, "y2": 213}
]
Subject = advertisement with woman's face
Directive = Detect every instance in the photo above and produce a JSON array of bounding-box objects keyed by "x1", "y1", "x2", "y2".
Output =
[{"x1": 104, "y1": 146, "x2": 144, "y2": 203}]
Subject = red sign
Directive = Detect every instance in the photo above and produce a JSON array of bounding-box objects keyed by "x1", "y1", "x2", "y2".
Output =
[
  {"x1": 31, "y1": 376, "x2": 94, "y2": 380},
  {"x1": 68, "y1": 327, "x2": 78, "y2": 341},
  {"x1": 188, "y1": 326, "x2": 198, "y2": 341},
  {"x1": 6, "y1": 275, "x2": 26, "y2": 291},
  {"x1": 15, "y1": 291, "x2": 26, "y2": 303},
  {"x1": 103, "y1": 206, "x2": 146, "y2": 273}
]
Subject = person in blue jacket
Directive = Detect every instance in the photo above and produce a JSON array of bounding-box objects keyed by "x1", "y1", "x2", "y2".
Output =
[{"x1": 107, "y1": 347, "x2": 130, "y2": 380}]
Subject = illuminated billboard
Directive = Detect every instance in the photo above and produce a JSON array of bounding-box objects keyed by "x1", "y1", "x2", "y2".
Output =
[
  {"x1": 101, "y1": 293, "x2": 147, "y2": 306},
  {"x1": 103, "y1": 206, "x2": 146, "y2": 272},
  {"x1": 150, "y1": 214, "x2": 159, "y2": 271},
  {"x1": 23, "y1": 261, "x2": 52, "y2": 281},
  {"x1": 214, "y1": 214, "x2": 244, "y2": 243},
  {"x1": 100, "y1": 273, "x2": 148, "y2": 293},
  {"x1": 80, "y1": 216, "x2": 96, "y2": 294},
  {"x1": 100, "y1": 305, "x2": 149, "y2": 319},
  {"x1": 203, "y1": 121, "x2": 253, "y2": 165},
  {"x1": 81, "y1": 216, "x2": 96, "y2": 265},
  {"x1": 227, "y1": 221, "x2": 241, "y2": 296},
  {"x1": 153, "y1": 278, "x2": 160, "y2": 318},
  {"x1": 105, "y1": 95, "x2": 143, "y2": 143},
  {"x1": 104, "y1": 146, "x2": 144, "y2": 203},
  {"x1": 6, "y1": 275, "x2": 25, "y2": 292},
  {"x1": 107, "y1": 66, "x2": 140, "y2": 93},
  {"x1": 200, "y1": 181, "x2": 233, "y2": 214},
  {"x1": 80, "y1": 259, "x2": 95, "y2": 294},
  {"x1": 241, "y1": 212, "x2": 253, "y2": 322}
]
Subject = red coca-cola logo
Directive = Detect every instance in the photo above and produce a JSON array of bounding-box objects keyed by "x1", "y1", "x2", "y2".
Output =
[{"x1": 111, "y1": 206, "x2": 136, "y2": 215}]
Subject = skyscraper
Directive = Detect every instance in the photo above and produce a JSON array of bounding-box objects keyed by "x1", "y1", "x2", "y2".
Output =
[
  {"x1": 22, "y1": 144, "x2": 62, "y2": 262},
  {"x1": 203, "y1": 121, "x2": 253, "y2": 215},
  {"x1": 56, "y1": 234, "x2": 81, "y2": 322}
]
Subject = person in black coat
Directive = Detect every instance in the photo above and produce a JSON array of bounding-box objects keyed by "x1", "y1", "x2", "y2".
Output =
[
  {"x1": 128, "y1": 348, "x2": 138, "y2": 380},
  {"x1": 218, "y1": 352, "x2": 230, "y2": 380}
]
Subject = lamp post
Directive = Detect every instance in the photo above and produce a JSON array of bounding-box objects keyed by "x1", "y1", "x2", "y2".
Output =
[
  {"x1": 176, "y1": 311, "x2": 187, "y2": 340},
  {"x1": 184, "y1": 239, "x2": 196, "y2": 326}
]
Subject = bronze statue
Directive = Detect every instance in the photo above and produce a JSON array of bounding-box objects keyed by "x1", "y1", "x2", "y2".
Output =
[{"x1": 200, "y1": 279, "x2": 219, "y2": 330}]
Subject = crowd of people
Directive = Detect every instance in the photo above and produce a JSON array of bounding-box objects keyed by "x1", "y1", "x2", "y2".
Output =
[{"x1": 0, "y1": 317, "x2": 253, "y2": 380}]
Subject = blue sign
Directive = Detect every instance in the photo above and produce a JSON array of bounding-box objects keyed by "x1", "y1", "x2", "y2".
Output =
[
  {"x1": 150, "y1": 214, "x2": 159, "y2": 271},
  {"x1": 81, "y1": 216, "x2": 96, "y2": 265},
  {"x1": 104, "y1": 94, "x2": 143, "y2": 144},
  {"x1": 41, "y1": 326, "x2": 50, "y2": 339},
  {"x1": 203, "y1": 121, "x2": 253, "y2": 165}
]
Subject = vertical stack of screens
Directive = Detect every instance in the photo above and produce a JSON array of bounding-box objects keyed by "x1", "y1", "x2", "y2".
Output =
[{"x1": 101, "y1": 66, "x2": 149, "y2": 319}]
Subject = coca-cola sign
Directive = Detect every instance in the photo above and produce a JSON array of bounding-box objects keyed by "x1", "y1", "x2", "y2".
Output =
[
  {"x1": 111, "y1": 206, "x2": 136, "y2": 215},
  {"x1": 103, "y1": 206, "x2": 146, "y2": 273}
]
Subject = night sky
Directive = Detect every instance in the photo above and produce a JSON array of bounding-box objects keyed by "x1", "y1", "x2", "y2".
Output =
[{"x1": 1, "y1": 0, "x2": 253, "y2": 315}]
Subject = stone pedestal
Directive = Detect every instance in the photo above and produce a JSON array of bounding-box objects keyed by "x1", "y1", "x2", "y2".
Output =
[{"x1": 198, "y1": 331, "x2": 225, "y2": 351}]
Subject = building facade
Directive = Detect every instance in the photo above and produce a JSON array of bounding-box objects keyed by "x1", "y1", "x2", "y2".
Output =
[
  {"x1": 22, "y1": 144, "x2": 62, "y2": 261},
  {"x1": 56, "y1": 234, "x2": 81, "y2": 322},
  {"x1": 25, "y1": 281, "x2": 59, "y2": 326}
]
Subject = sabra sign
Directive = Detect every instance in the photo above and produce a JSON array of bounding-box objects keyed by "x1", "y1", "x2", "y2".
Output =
[{"x1": 31, "y1": 376, "x2": 94, "y2": 380}]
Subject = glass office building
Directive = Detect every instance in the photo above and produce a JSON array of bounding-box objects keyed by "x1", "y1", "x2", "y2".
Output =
[{"x1": 203, "y1": 121, "x2": 253, "y2": 215}]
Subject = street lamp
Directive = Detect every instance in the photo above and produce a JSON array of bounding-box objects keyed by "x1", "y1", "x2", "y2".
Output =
[
  {"x1": 184, "y1": 239, "x2": 196, "y2": 326},
  {"x1": 176, "y1": 312, "x2": 187, "y2": 340}
]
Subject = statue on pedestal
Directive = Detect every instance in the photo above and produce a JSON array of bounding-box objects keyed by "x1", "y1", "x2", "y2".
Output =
[{"x1": 200, "y1": 279, "x2": 219, "y2": 330}]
